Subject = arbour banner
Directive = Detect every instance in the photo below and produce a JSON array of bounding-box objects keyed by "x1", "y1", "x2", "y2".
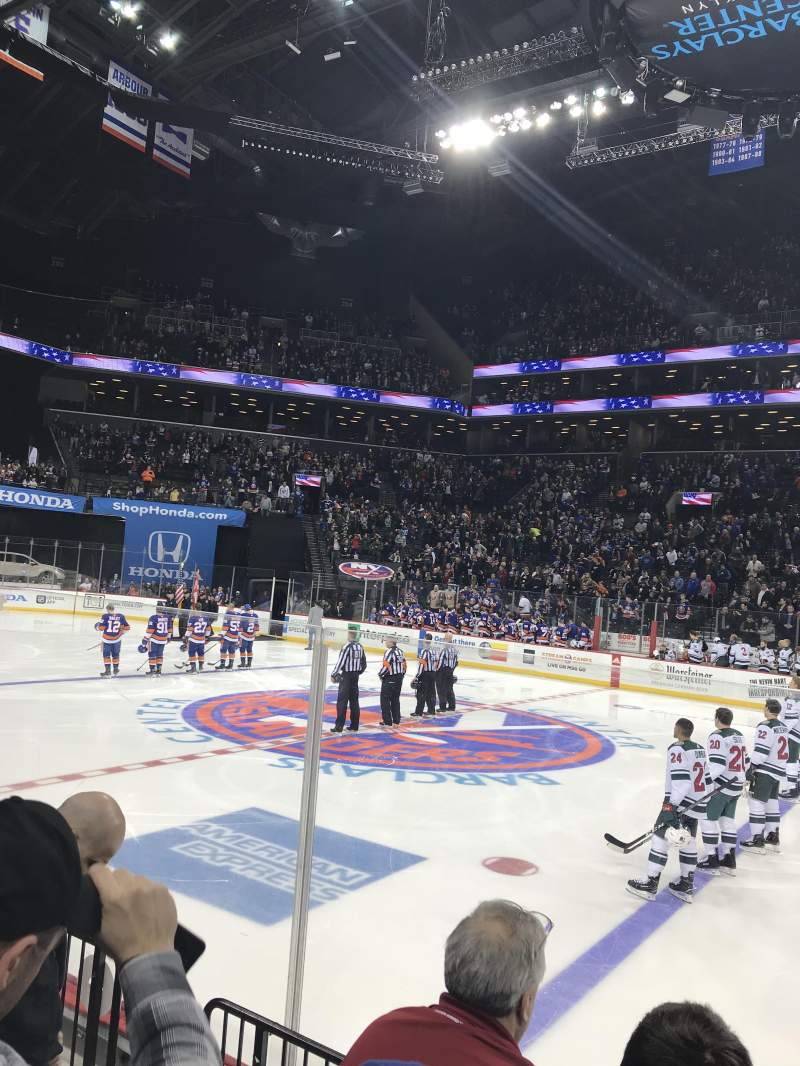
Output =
[
  {"x1": 102, "y1": 61, "x2": 151, "y2": 151},
  {"x1": 90, "y1": 498, "x2": 246, "y2": 584}
]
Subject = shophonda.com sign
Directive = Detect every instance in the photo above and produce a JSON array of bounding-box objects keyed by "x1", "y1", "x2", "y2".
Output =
[
  {"x1": 338, "y1": 561, "x2": 395, "y2": 581},
  {"x1": 0, "y1": 484, "x2": 86, "y2": 513}
]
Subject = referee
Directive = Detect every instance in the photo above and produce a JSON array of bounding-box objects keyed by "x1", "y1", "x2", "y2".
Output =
[
  {"x1": 379, "y1": 636, "x2": 407, "y2": 727},
  {"x1": 435, "y1": 632, "x2": 459, "y2": 712},
  {"x1": 411, "y1": 634, "x2": 437, "y2": 717},
  {"x1": 330, "y1": 627, "x2": 367, "y2": 733}
]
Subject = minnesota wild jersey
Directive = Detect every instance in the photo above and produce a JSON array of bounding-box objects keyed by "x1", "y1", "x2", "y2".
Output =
[
  {"x1": 706, "y1": 727, "x2": 748, "y2": 796},
  {"x1": 665, "y1": 739, "x2": 712, "y2": 811},
  {"x1": 751, "y1": 719, "x2": 790, "y2": 782}
]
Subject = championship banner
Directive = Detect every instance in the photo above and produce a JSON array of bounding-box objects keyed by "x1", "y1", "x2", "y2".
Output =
[
  {"x1": 153, "y1": 95, "x2": 194, "y2": 178},
  {"x1": 102, "y1": 61, "x2": 151, "y2": 152},
  {"x1": 709, "y1": 132, "x2": 765, "y2": 176},
  {"x1": 90, "y1": 498, "x2": 246, "y2": 584},
  {"x1": 2, "y1": 2, "x2": 49, "y2": 44}
]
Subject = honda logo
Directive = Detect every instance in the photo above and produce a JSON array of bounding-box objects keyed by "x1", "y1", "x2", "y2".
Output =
[{"x1": 148, "y1": 531, "x2": 191, "y2": 566}]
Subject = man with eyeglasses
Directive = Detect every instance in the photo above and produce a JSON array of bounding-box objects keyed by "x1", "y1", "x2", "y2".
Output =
[{"x1": 341, "y1": 900, "x2": 551, "y2": 1065}]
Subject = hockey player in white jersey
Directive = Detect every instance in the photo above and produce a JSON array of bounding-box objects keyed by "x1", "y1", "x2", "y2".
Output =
[
  {"x1": 777, "y1": 639, "x2": 795, "y2": 675},
  {"x1": 627, "y1": 717, "x2": 712, "y2": 904},
  {"x1": 742, "y1": 699, "x2": 790, "y2": 854},
  {"x1": 756, "y1": 642, "x2": 776, "y2": 672},
  {"x1": 779, "y1": 675, "x2": 800, "y2": 801},
  {"x1": 707, "y1": 635, "x2": 729, "y2": 667},
  {"x1": 686, "y1": 632, "x2": 707, "y2": 664},
  {"x1": 697, "y1": 708, "x2": 748, "y2": 877},
  {"x1": 727, "y1": 635, "x2": 752, "y2": 669}
]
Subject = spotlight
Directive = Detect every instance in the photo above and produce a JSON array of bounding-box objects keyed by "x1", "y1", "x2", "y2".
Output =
[
  {"x1": 285, "y1": 38, "x2": 301, "y2": 55},
  {"x1": 520, "y1": 118, "x2": 532, "y2": 130},
  {"x1": 513, "y1": 107, "x2": 526, "y2": 119},
  {"x1": 592, "y1": 99, "x2": 606, "y2": 116},
  {"x1": 550, "y1": 100, "x2": 562, "y2": 110},
  {"x1": 490, "y1": 114, "x2": 503, "y2": 124},
  {"x1": 117, "y1": 1, "x2": 139, "y2": 18},
  {"x1": 445, "y1": 118, "x2": 497, "y2": 151},
  {"x1": 535, "y1": 112, "x2": 551, "y2": 128},
  {"x1": 569, "y1": 103, "x2": 583, "y2": 118},
  {"x1": 158, "y1": 29, "x2": 179, "y2": 50},
  {"x1": 620, "y1": 89, "x2": 635, "y2": 105},
  {"x1": 593, "y1": 86, "x2": 607, "y2": 98},
  {"x1": 503, "y1": 112, "x2": 512, "y2": 121},
  {"x1": 324, "y1": 49, "x2": 342, "y2": 61},
  {"x1": 565, "y1": 94, "x2": 577, "y2": 106},
  {"x1": 435, "y1": 129, "x2": 447, "y2": 138},
  {"x1": 508, "y1": 121, "x2": 520, "y2": 132}
]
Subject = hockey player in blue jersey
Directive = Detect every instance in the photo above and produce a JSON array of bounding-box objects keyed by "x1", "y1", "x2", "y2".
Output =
[
  {"x1": 238, "y1": 605, "x2": 260, "y2": 669},
  {"x1": 140, "y1": 607, "x2": 173, "y2": 675},
  {"x1": 445, "y1": 608, "x2": 460, "y2": 633},
  {"x1": 534, "y1": 618, "x2": 550, "y2": 644},
  {"x1": 519, "y1": 617, "x2": 535, "y2": 643},
  {"x1": 183, "y1": 613, "x2": 214, "y2": 672},
  {"x1": 95, "y1": 604, "x2": 130, "y2": 677},
  {"x1": 502, "y1": 615, "x2": 518, "y2": 641},
  {"x1": 574, "y1": 624, "x2": 593, "y2": 650},
  {"x1": 216, "y1": 606, "x2": 242, "y2": 670}
]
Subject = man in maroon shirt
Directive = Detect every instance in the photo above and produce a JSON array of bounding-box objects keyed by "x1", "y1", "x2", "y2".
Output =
[{"x1": 341, "y1": 900, "x2": 551, "y2": 1066}]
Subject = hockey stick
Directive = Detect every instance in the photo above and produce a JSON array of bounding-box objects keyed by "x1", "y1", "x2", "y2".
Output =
[
  {"x1": 87, "y1": 641, "x2": 101, "y2": 651},
  {"x1": 604, "y1": 785, "x2": 728, "y2": 854}
]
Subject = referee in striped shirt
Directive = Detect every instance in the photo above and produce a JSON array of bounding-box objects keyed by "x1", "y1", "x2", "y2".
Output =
[
  {"x1": 435, "y1": 632, "x2": 459, "y2": 712},
  {"x1": 331, "y1": 627, "x2": 367, "y2": 732},
  {"x1": 379, "y1": 636, "x2": 407, "y2": 727},
  {"x1": 411, "y1": 634, "x2": 437, "y2": 717}
]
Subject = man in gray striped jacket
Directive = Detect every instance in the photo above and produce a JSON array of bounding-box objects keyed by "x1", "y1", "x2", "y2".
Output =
[{"x1": 435, "y1": 633, "x2": 459, "y2": 712}]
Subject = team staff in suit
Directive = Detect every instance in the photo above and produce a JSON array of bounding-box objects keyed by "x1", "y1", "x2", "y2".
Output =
[
  {"x1": 411, "y1": 635, "x2": 437, "y2": 717},
  {"x1": 379, "y1": 636, "x2": 407, "y2": 727},
  {"x1": 331, "y1": 628, "x2": 367, "y2": 732},
  {"x1": 436, "y1": 633, "x2": 459, "y2": 712}
]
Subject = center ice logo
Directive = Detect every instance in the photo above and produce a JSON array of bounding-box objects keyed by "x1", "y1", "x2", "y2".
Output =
[{"x1": 180, "y1": 690, "x2": 614, "y2": 774}]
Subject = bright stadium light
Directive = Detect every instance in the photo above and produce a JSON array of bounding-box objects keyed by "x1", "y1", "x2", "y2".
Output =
[
  {"x1": 535, "y1": 112, "x2": 551, "y2": 128},
  {"x1": 569, "y1": 103, "x2": 583, "y2": 118},
  {"x1": 117, "y1": 1, "x2": 139, "y2": 19},
  {"x1": 565, "y1": 93, "x2": 578, "y2": 106},
  {"x1": 513, "y1": 106, "x2": 526, "y2": 119},
  {"x1": 594, "y1": 86, "x2": 608, "y2": 98},
  {"x1": 620, "y1": 89, "x2": 636, "y2": 105},
  {"x1": 446, "y1": 118, "x2": 497, "y2": 152},
  {"x1": 159, "y1": 29, "x2": 179, "y2": 50},
  {"x1": 592, "y1": 99, "x2": 607, "y2": 115}
]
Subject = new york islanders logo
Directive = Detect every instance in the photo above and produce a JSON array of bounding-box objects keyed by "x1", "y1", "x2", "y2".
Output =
[{"x1": 181, "y1": 690, "x2": 614, "y2": 774}]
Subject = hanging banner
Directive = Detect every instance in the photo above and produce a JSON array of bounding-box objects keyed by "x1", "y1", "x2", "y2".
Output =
[
  {"x1": 153, "y1": 115, "x2": 194, "y2": 178},
  {"x1": 102, "y1": 61, "x2": 151, "y2": 152},
  {"x1": 2, "y1": 2, "x2": 49, "y2": 44},
  {"x1": 709, "y1": 132, "x2": 765, "y2": 176},
  {"x1": 91, "y1": 498, "x2": 246, "y2": 584}
]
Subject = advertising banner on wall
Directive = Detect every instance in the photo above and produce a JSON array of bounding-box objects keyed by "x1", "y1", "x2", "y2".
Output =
[
  {"x1": 102, "y1": 61, "x2": 152, "y2": 151},
  {"x1": 90, "y1": 498, "x2": 246, "y2": 583},
  {"x1": 0, "y1": 484, "x2": 86, "y2": 513}
]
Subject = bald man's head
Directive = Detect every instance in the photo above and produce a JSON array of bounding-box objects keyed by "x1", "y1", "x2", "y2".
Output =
[{"x1": 58, "y1": 792, "x2": 126, "y2": 872}]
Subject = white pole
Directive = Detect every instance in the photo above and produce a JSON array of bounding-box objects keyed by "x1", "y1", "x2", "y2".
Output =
[{"x1": 284, "y1": 606, "x2": 327, "y2": 1049}]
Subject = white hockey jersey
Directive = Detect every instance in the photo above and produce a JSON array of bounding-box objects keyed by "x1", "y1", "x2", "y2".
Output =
[
  {"x1": 750, "y1": 719, "x2": 790, "y2": 782},
  {"x1": 729, "y1": 641, "x2": 752, "y2": 668},
  {"x1": 687, "y1": 639, "x2": 707, "y2": 664},
  {"x1": 665, "y1": 740, "x2": 712, "y2": 812},
  {"x1": 757, "y1": 646, "x2": 776, "y2": 672},
  {"x1": 777, "y1": 647, "x2": 795, "y2": 674},
  {"x1": 708, "y1": 639, "x2": 728, "y2": 662},
  {"x1": 706, "y1": 727, "x2": 748, "y2": 796},
  {"x1": 779, "y1": 694, "x2": 800, "y2": 743}
]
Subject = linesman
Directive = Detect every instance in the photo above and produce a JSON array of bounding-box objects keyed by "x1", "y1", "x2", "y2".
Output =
[
  {"x1": 435, "y1": 632, "x2": 459, "y2": 712},
  {"x1": 379, "y1": 636, "x2": 407, "y2": 727},
  {"x1": 411, "y1": 634, "x2": 437, "y2": 717},
  {"x1": 331, "y1": 627, "x2": 367, "y2": 733}
]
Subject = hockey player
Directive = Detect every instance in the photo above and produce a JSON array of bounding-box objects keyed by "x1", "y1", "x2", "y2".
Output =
[
  {"x1": 686, "y1": 632, "x2": 707, "y2": 665},
  {"x1": 627, "y1": 717, "x2": 712, "y2": 904},
  {"x1": 707, "y1": 635, "x2": 729, "y2": 667},
  {"x1": 238, "y1": 605, "x2": 260, "y2": 669},
  {"x1": 779, "y1": 675, "x2": 800, "y2": 800},
  {"x1": 697, "y1": 708, "x2": 748, "y2": 877},
  {"x1": 410, "y1": 634, "x2": 437, "y2": 717},
  {"x1": 777, "y1": 638, "x2": 795, "y2": 675},
  {"x1": 756, "y1": 641, "x2": 776, "y2": 673},
  {"x1": 573, "y1": 623, "x2": 593, "y2": 650},
  {"x1": 727, "y1": 634, "x2": 752, "y2": 670},
  {"x1": 445, "y1": 607, "x2": 460, "y2": 634},
  {"x1": 533, "y1": 617, "x2": 550, "y2": 645},
  {"x1": 502, "y1": 615, "x2": 518, "y2": 642},
  {"x1": 216, "y1": 606, "x2": 242, "y2": 670},
  {"x1": 94, "y1": 603, "x2": 130, "y2": 677},
  {"x1": 183, "y1": 612, "x2": 214, "y2": 672},
  {"x1": 141, "y1": 607, "x2": 173, "y2": 675},
  {"x1": 742, "y1": 699, "x2": 790, "y2": 854},
  {"x1": 519, "y1": 617, "x2": 535, "y2": 643}
]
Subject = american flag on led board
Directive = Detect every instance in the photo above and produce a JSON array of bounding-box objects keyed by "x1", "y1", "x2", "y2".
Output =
[{"x1": 682, "y1": 492, "x2": 713, "y2": 507}]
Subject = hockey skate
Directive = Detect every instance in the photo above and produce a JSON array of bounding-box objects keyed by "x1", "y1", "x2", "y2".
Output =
[
  {"x1": 668, "y1": 874, "x2": 694, "y2": 903},
  {"x1": 626, "y1": 875, "x2": 659, "y2": 902},
  {"x1": 765, "y1": 830, "x2": 781, "y2": 854},
  {"x1": 719, "y1": 852, "x2": 737, "y2": 877},
  {"x1": 696, "y1": 854, "x2": 721, "y2": 877},
  {"x1": 741, "y1": 833, "x2": 766, "y2": 855}
]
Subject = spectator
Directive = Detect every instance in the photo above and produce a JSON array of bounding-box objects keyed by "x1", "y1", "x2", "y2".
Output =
[
  {"x1": 620, "y1": 1001, "x2": 752, "y2": 1066},
  {"x1": 0, "y1": 795, "x2": 220, "y2": 1066},
  {"x1": 0, "y1": 792, "x2": 126, "y2": 1066},
  {"x1": 341, "y1": 900, "x2": 550, "y2": 1065}
]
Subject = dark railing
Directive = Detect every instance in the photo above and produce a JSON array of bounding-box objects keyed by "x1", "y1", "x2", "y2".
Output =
[
  {"x1": 205, "y1": 999, "x2": 344, "y2": 1066},
  {"x1": 58, "y1": 936, "x2": 344, "y2": 1066}
]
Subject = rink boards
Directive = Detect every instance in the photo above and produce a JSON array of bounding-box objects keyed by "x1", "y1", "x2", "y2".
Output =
[{"x1": 283, "y1": 613, "x2": 786, "y2": 712}]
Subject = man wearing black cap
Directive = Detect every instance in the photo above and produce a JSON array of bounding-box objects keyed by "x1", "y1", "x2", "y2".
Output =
[{"x1": 0, "y1": 796, "x2": 219, "y2": 1066}]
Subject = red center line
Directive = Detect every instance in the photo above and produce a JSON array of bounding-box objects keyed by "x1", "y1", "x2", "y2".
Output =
[{"x1": 0, "y1": 687, "x2": 599, "y2": 795}]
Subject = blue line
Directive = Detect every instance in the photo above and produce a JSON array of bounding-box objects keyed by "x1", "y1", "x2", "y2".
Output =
[
  {"x1": 0, "y1": 662, "x2": 310, "y2": 689},
  {"x1": 523, "y1": 800, "x2": 792, "y2": 1049}
]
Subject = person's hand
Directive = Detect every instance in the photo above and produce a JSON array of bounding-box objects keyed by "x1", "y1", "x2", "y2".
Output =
[{"x1": 88, "y1": 864, "x2": 177, "y2": 966}]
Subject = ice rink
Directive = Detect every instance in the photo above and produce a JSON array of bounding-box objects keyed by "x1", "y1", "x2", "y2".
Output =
[{"x1": 1, "y1": 608, "x2": 796, "y2": 1063}]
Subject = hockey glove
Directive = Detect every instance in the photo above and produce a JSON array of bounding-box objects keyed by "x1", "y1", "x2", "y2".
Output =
[
  {"x1": 179, "y1": 642, "x2": 188, "y2": 653},
  {"x1": 137, "y1": 642, "x2": 148, "y2": 654},
  {"x1": 655, "y1": 802, "x2": 680, "y2": 831}
]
